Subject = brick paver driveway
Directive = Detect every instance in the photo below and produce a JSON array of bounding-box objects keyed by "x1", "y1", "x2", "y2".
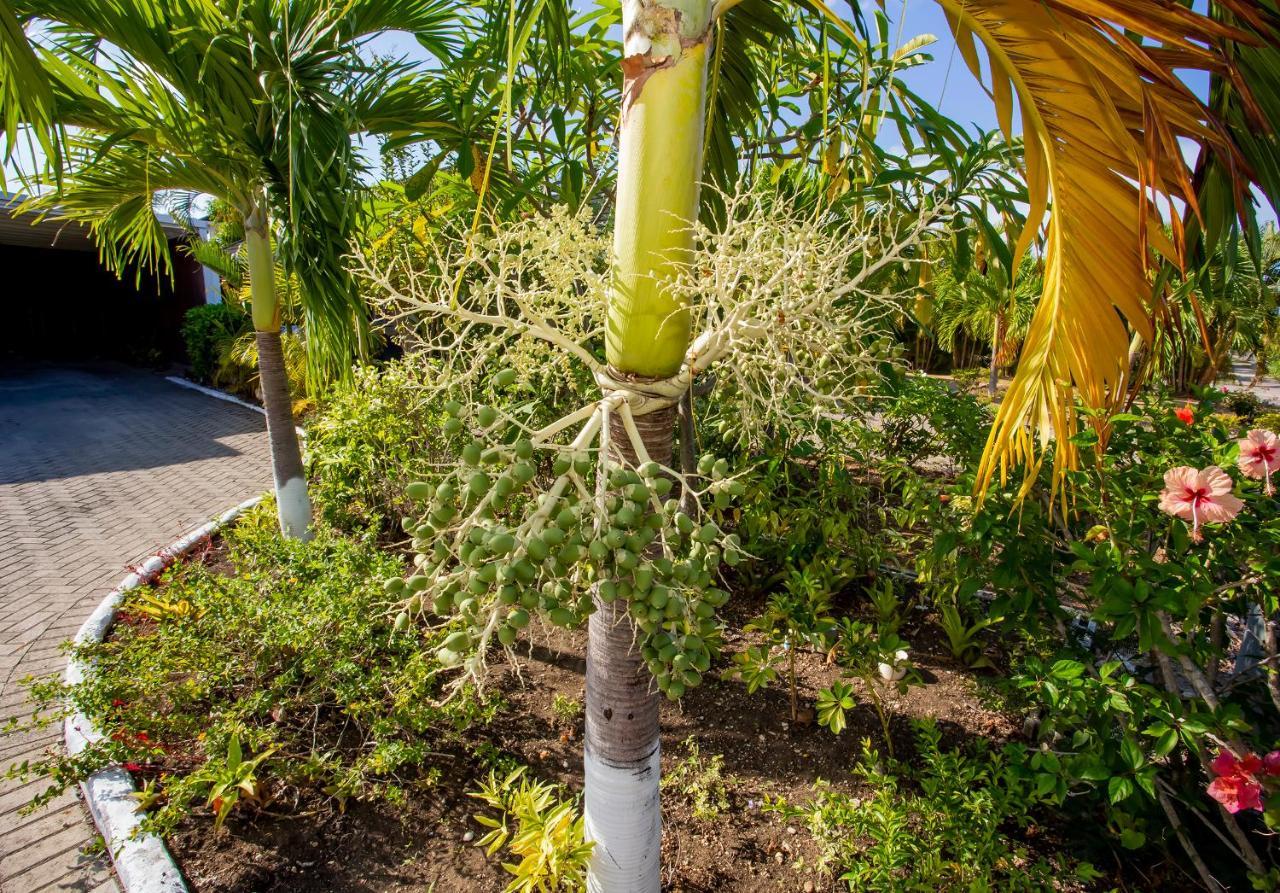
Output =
[{"x1": 0, "y1": 364, "x2": 271, "y2": 892}]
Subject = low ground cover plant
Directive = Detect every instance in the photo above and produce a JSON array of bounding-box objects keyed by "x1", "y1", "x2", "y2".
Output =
[
  {"x1": 15, "y1": 501, "x2": 492, "y2": 838},
  {"x1": 767, "y1": 721, "x2": 1104, "y2": 891}
]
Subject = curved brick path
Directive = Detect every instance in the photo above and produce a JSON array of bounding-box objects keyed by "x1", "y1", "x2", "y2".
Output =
[{"x1": 0, "y1": 364, "x2": 272, "y2": 893}]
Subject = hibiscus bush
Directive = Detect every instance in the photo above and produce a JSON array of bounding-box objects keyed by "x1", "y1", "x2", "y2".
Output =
[{"x1": 911, "y1": 394, "x2": 1280, "y2": 888}]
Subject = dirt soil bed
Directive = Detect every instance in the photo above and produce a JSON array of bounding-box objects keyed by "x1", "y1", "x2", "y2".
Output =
[{"x1": 132, "y1": 541, "x2": 1159, "y2": 892}]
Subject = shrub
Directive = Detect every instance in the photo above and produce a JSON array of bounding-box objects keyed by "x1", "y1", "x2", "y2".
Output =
[
  {"x1": 767, "y1": 721, "x2": 1102, "y2": 891},
  {"x1": 907, "y1": 397, "x2": 1280, "y2": 886},
  {"x1": 307, "y1": 357, "x2": 466, "y2": 535},
  {"x1": 16, "y1": 501, "x2": 491, "y2": 836},
  {"x1": 1219, "y1": 388, "x2": 1263, "y2": 420},
  {"x1": 1256, "y1": 411, "x2": 1280, "y2": 433},
  {"x1": 471, "y1": 766, "x2": 593, "y2": 893},
  {"x1": 180, "y1": 302, "x2": 249, "y2": 385}
]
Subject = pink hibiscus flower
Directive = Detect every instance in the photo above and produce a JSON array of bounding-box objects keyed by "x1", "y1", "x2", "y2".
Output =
[
  {"x1": 1158, "y1": 466, "x2": 1244, "y2": 542},
  {"x1": 1208, "y1": 750, "x2": 1270, "y2": 813},
  {"x1": 1237, "y1": 429, "x2": 1279, "y2": 496}
]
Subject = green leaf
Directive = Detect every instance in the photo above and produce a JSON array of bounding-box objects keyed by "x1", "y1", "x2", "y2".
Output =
[{"x1": 1108, "y1": 776, "x2": 1134, "y2": 804}]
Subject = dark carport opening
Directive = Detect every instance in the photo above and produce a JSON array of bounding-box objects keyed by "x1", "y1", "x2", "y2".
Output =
[{"x1": 1, "y1": 192, "x2": 212, "y2": 367}]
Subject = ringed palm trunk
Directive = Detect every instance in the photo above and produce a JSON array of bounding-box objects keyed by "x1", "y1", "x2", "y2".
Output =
[
  {"x1": 585, "y1": 1, "x2": 712, "y2": 890},
  {"x1": 244, "y1": 198, "x2": 313, "y2": 540}
]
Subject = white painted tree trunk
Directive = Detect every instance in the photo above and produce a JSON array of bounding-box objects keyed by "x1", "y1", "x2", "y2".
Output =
[
  {"x1": 584, "y1": 748, "x2": 662, "y2": 892},
  {"x1": 244, "y1": 199, "x2": 313, "y2": 541}
]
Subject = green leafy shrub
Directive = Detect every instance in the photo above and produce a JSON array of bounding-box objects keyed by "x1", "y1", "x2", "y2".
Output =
[
  {"x1": 307, "y1": 357, "x2": 467, "y2": 535},
  {"x1": 1256, "y1": 411, "x2": 1280, "y2": 433},
  {"x1": 768, "y1": 721, "x2": 1101, "y2": 891},
  {"x1": 875, "y1": 372, "x2": 990, "y2": 468},
  {"x1": 16, "y1": 502, "x2": 490, "y2": 836},
  {"x1": 1218, "y1": 388, "x2": 1263, "y2": 420},
  {"x1": 907, "y1": 397, "x2": 1280, "y2": 885},
  {"x1": 180, "y1": 302, "x2": 249, "y2": 385}
]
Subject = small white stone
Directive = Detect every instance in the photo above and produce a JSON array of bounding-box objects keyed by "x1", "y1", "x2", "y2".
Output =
[{"x1": 462, "y1": 830, "x2": 475, "y2": 843}]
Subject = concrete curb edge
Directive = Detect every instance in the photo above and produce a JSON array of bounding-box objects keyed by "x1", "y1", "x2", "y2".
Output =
[{"x1": 64, "y1": 495, "x2": 263, "y2": 893}]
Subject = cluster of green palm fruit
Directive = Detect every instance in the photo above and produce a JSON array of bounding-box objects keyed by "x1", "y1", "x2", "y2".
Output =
[{"x1": 382, "y1": 384, "x2": 746, "y2": 699}]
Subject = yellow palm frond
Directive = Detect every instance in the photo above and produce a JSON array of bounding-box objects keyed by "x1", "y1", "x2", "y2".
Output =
[{"x1": 926, "y1": 0, "x2": 1262, "y2": 502}]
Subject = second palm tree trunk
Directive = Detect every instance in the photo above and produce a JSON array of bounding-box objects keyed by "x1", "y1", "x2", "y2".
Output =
[
  {"x1": 244, "y1": 200, "x2": 312, "y2": 540},
  {"x1": 585, "y1": 1, "x2": 714, "y2": 890}
]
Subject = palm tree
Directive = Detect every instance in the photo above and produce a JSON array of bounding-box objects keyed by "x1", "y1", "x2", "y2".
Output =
[
  {"x1": 930, "y1": 246, "x2": 1043, "y2": 396},
  {"x1": 531, "y1": 1, "x2": 1278, "y2": 889},
  {"x1": 3, "y1": 0, "x2": 461, "y2": 538}
]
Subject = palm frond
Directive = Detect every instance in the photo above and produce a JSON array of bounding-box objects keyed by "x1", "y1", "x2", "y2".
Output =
[
  {"x1": 0, "y1": 0, "x2": 61, "y2": 178},
  {"x1": 921, "y1": 0, "x2": 1267, "y2": 501}
]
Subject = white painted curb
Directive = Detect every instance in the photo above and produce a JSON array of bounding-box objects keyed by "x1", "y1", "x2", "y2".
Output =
[
  {"x1": 164, "y1": 376, "x2": 264, "y2": 416},
  {"x1": 164, "y1": 376, "x2": 307, "y2": 440},
  {"x1": 65, "y1": 496, "x2": 263, "y2": 893}
]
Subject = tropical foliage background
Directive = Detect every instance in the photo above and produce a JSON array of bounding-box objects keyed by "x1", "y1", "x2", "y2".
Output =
[{"x1": 4, "y1": 0, "x2": 1280, "y2": 891}]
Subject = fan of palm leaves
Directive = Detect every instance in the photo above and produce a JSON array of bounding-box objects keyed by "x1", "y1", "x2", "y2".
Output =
[{"x1": 3, "y1": 0, "x2": 463, "y2": 388}]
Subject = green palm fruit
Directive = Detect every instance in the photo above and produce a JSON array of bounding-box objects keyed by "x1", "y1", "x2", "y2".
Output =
[
  {"x1": 493, "y1": 369, "x2": 517, "y2": 388},
  {"x1": 406, "y1": 481, "x2": 434, "y2": 501}
]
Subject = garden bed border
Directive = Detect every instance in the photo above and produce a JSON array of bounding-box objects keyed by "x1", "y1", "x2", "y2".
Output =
[{"x1": 64, "y1": 495, "x2": 263, "y2": 893}]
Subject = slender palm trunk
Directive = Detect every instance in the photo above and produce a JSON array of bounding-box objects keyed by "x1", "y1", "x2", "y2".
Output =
[
  {"x1": 586, "y1": 405, "x2": 675, "y2": 892},
  {"x1": 244, "y1": 200, "x2": 312, "y2": 540},
  {"x1": 987, "y1": 314, "x2": 1002, "y2": 397},
  {"x1": 585, "y1": 1, "x2": 713, "y2": 890}
]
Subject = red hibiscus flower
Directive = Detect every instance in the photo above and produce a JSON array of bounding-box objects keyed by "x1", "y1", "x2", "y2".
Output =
[
  {"x1": 1208, "y1": 749, "x2": 1266, "y2": 813},
  {"x1": 1175, "y1": 403, "x2": 1195, "y2": 425}
]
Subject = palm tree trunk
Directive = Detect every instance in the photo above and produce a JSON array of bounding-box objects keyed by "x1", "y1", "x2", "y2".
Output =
[
  {"x1": 244, "y1": 200, "x2": 312, "y2": 540},
  {"x1": 988, "y1": 314, "x2": 1002, "y2": 397},
  {"x1": 585, "y1": 404, "x2": 675, "y2": 892},
  {"x1": 586, "y1": 1, "x2": 713, "y2": 889}
]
